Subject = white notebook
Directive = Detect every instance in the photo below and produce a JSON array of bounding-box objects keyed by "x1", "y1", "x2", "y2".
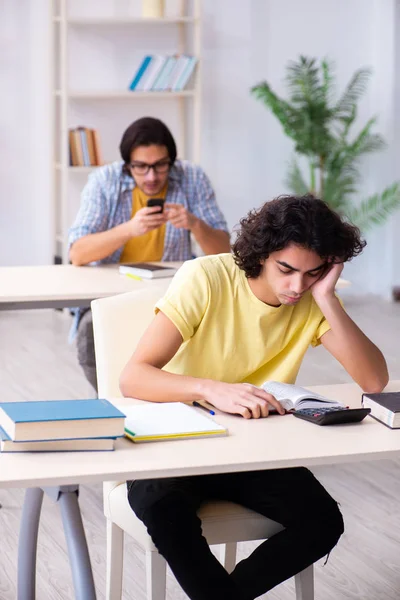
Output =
[{"x1": 124, "y1": 402, "x2": 228, "y2": 443}]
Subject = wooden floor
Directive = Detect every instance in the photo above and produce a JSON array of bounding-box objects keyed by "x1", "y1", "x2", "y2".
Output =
[{"x1": 0, "y1": 295, "x2": 400, "y2": 599}]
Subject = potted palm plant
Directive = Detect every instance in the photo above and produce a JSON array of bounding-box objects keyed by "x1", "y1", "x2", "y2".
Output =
[{"x1": 251, "y1": 56, "x2": 400, "y2": 231}]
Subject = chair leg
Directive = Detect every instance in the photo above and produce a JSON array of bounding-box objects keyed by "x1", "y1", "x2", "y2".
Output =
[
  {"x1": 294, "y1": 564, "x2": 314, "y2": 600},
  {"x1": 106, "y1": 519, "x2": 124, "y2": 600},
  {"x1": 146, "y1": 550, "x2": 167, "y2": 600},
  {"x1": 219, "y1": 542, "x2": 237, "y2": 573}
]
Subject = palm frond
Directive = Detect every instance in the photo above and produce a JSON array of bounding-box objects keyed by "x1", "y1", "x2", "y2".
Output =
[
  {"x1": 335, "y1": 68, "x2": 371, "y2": 120},
  {"x1": 321, "y1": 59, "x2": 335, "y2": 106},
  {"x1": 348, "y1": 117, "x2": 386, "y2": 156},
  {"x1": 251, "y1": 82, "x2": 298, "y2": 140},
  {"x1": 284, "y1": 158, "x2": 309, "y2": 195},
  {"x1": 346, "y1": 183, "x2": 400, "y2": 230},
  {"x1": 286, "y1": 56, "x2": 322, "y2": 105}
]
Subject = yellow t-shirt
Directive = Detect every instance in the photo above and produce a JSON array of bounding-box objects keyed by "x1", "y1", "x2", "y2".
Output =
[
  {"x1": 120, "y1": 184, "x2": 167, "y2": 263},
  {"x1": 155, "y1": 253, "x2": 334, "y2": 386}
]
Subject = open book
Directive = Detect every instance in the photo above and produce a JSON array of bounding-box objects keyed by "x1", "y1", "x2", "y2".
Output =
[{"x1": 262, "y1": 381, "x2": 345, "y2": 412}]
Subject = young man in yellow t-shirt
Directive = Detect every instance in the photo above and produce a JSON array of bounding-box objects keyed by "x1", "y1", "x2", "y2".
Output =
[{"x1": 120, "y1": 195, "x2": 388, "y2": 600}]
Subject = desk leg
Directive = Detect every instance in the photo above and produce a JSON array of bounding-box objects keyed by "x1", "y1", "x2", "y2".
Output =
[
  {"x1": 17, "y1": 486, "x2": 96, "y2": 600},
  {"x1": 59, "y1": 488, "x2": 97, "y2": 600},
  {"x1": 18, "y1": 488, "x2": 44, "y2": 600}
]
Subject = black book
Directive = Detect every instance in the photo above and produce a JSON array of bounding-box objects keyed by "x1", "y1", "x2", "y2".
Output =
[
  {"x1": 362, "y1": 391, "x2": 400, "y2": 428},
  {"x1": 119, "y1": 263, "x2": 177, "y2": 279}
]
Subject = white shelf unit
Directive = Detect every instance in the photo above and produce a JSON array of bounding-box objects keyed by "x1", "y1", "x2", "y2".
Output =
[{"x1": 52, "y1": 0, "x2": 202, "y2": 263}]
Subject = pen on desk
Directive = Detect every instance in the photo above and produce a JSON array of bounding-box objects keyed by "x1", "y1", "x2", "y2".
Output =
[
  {"x1": 193, "y1": 401, "x2": 215, "y2": 416},
  {"x1": 125, "y1": 273, "x2": 142, "y2": 281}
]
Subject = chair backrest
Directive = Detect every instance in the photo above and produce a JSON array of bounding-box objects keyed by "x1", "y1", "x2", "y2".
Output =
[{"x1": 91, "y1": 284, "x2": 170, "y2": 398}]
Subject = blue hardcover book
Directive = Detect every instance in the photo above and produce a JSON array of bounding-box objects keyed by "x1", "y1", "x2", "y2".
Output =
[
  {"x1": 0, "y1": 399, "x2": 126, "y2": 442},
  {"x1": 129, "y1": 55, "x2": 152, "y2": 91},
  {"x1": 0, "y1": 425, "x2": 115, "y2": 452}
]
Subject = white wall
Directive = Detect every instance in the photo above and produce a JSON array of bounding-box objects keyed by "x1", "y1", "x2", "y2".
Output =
[
  {"x1": 202, "y1": 0, "x2": 399, "y2": 296},
  {"x1": 0, "y1": 0, "x2": 52, "y2": 265},
  {"x1": 1, "y1": 0, "x2": 399, "y2": 295}
]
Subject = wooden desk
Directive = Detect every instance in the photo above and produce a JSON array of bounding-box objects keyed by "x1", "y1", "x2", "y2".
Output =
[
  {"x1": 1, "y1": 381, "x2": 399, "y2": 490},
  {"x1": 2, "y1": 381, "x2": 399, "y2": 600},
  {"x1": 0, "y1": 262, "x2": 350, "y2": 311},
  {"x1": 0, "y1": 262, "x2": 180, "y2": 310}
]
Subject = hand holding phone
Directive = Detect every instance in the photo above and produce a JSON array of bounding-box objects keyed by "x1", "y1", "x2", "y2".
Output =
[
  {"x1": 127, "y1": 203, "x2": 166, "y2": 237},
  {"x1": 147, "y1": 199, "x2": 165, "y2": 213}
]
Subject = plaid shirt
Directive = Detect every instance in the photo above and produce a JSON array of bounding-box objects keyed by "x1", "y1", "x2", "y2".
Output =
[
  {"x1": 68, "y1": 160, "x2": 228, "y2": 263},
  {"x1": 68, "y1": 160, "x2": 229, "y2": 336}
]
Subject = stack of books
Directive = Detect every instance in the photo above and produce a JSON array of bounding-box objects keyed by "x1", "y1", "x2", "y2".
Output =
[
  {"x1": 69, "y1": 127, "x2": 103, "y2": 167},
  {"x1": 129, "y1": 54, "x2": 197, "y2": 92},
  {"x1": 0, "y1": 399, "x2": 125, "y2": 453}
]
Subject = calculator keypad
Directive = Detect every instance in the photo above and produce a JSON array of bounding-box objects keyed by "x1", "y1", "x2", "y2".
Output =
[{"x1": 296, "y1": 406, "x2": 348, "y2": 417}]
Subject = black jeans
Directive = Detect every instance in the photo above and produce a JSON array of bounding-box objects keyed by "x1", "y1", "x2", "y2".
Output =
[{"x1": 127, "y1": 467, "x2": 344, "y2": 600}]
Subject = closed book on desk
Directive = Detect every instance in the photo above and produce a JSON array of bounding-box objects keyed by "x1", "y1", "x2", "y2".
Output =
[
  {"x1": 119, "y1": 263, "x2": 177, "y2": 279},
  {"x1": 124, "y1": 402, "x2": 228, "y2": 442},
  {"x1": 0, "y1": 426, "x2": 115, "y2": 452},
  {"x1": 0, "y1": 399, "x2": 126, "y2": 442},
  {"x1": 362, "y1": 391, "x2": 400, "y2": 428}
]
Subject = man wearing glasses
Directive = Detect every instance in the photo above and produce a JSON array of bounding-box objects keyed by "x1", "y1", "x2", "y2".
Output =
[{"x1": 68, "y1": 116, "x2": 230, "y2": 390}]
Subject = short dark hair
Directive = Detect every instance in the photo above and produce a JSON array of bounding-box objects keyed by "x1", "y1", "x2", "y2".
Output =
[
  {"x1": 119, "y1": 117, "x2": 177, "y2": 166},
  {"x1": 232, "y1": 194, "x2": 366, "y2": 278}
]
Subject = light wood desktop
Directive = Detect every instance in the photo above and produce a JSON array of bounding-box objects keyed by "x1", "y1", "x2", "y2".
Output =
[
  {"x1": 0, "y1": 262, "x2": 350, "y2": 311},
  {"x1": 0, "y1": 262, "x2": 180, "y2": 310},
  {"x1": 1, "y1": 381, "x2": 399, "y2": 490}
]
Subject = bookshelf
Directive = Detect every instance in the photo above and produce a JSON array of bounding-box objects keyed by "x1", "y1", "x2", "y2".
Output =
[{"x1": 51, "y1": 0, "x2": 202, "y2": 263}]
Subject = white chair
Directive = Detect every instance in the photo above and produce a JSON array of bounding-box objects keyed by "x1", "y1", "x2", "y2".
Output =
[{"x1": 91, "y1": 286, "x2": 314, "y2": 600}]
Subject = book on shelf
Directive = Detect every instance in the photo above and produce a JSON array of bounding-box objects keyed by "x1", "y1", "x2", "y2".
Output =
[
  {"x1": 119, "y1": 262, "x2": 177, "y2": 279},
  {"x1": 261, "y1": 381, "x2": 345, "y2": 412},
  {"x1": 153, "y1": 56, "x2": 177, "y2": 90},
  {"x1": 362, "y1": 391, "x2": 400, "y2": 428},
  {"x1": 129, "y1": 55, "x2": 152, "y2": 90},
  {"x1": 0, "y1": 426, "x2": 115, "y2": 453},
  {"x1": 128, "y1": 54, "x2": 197, "y2": 92},
  {"x1": 173, "y1": 56, "x2": 197, "y2": 91},
  {"x1": 124, "y1": 402, "x2": 228, "y2": 443},
  {"x1": 78, "y1": 127, "x2": 91, "y2": 166},
  {"x1": 92, "y1": 129, "x2": 104, "y2": 166},
  {"x1": 0, "y1": 399, "x2": 126, "y2": 442},
  {"x1": 68, "y1": 127, "x2": 103, "y2": 167},
  {"x1": 136, "y1": 55, "x2": 165, "y2": 91}
]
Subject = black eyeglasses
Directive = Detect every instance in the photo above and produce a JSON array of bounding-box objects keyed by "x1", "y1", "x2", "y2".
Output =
[{"x1": 129, "y1": 159, "x2": 171, "y2": 175}]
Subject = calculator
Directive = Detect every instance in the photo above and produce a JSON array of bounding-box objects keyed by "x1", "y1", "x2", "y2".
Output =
[{"x1": 293, "y1": 406, "x2": 371, "y2": 426}]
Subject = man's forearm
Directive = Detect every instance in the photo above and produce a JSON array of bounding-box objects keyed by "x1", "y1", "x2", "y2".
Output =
[
  {"x1": 69, "y1": 222, "x2": 132, "y2": 266},
  {"x1": 120, "y1": 361, "x2": 210, "y2": 402},
  {"x1": 190, "y1": 218, "x2": 230, "y2": 254},
  {"x1": 318, "y1": 295, "x2": 389, "y2": 392}
]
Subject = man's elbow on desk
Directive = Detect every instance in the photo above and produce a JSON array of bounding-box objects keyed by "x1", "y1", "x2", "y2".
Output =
[
  {"x1": 69, "y1": 244, "x2": 86, "y2": 266},
  {"x1": 120, "y1": 364, "x2": 139, "y2": 398},
  {"x1": 359, "y1": 371, "x2": 389, "y2": 395}
]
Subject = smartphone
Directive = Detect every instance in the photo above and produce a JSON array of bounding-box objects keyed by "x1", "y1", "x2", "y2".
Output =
[{"x1": 147, "y1": 199, "x2": 165, "y2": 213}]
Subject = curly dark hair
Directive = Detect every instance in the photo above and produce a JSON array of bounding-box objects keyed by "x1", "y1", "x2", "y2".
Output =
[{"x1": 232, "y1": 194, "x2": 366, "y2": 278}]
